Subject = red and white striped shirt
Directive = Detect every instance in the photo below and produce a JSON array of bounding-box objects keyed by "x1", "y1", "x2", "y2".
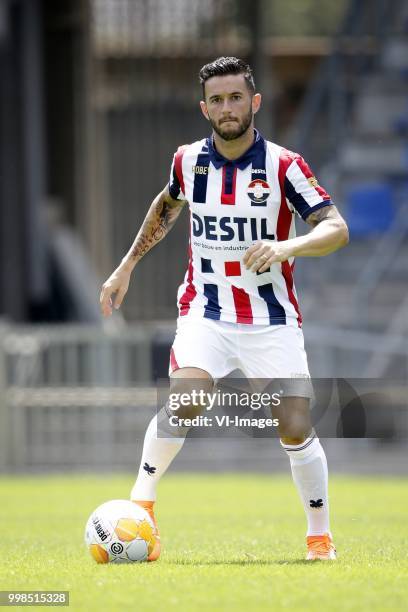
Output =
[{"x1": 168, "y1": 130, "x2": 332, "y2": 327}]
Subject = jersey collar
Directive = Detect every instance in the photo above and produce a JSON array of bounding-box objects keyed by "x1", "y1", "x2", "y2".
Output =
[{"x1": 207, "y1": 129, "x2": 265, "y2": 170}]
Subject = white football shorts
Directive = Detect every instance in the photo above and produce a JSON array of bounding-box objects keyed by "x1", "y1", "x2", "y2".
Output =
[{"x1": 168, "y1": 317, "x2": 311, "y2": 383}]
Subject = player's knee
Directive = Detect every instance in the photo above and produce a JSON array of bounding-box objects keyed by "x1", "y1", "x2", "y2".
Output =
[
  {"x1": 168, "y1": 379, "x2": 213, "y2": 419},
  {"x1": 276, "y1": 408, "x2": 311, "y2": 442},
  {"x1": 280, "y1": 435, "x2": 308, "y2": 446},
  {"x1": 278, "y1": 422, "x2": 309, "y2": 441}
]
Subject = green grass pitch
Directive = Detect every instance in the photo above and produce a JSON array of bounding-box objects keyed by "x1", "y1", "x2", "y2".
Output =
[{"x1": 1, "y1": 474, "x2": 408, "y2": 611}]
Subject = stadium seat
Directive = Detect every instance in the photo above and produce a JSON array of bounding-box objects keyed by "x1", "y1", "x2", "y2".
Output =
[
  {"x1": 393, "y1": 103, "x2": 408, "y2": 135},
  {"x1": 345, "y1": 182, "x2": 396, "y2": 236}
]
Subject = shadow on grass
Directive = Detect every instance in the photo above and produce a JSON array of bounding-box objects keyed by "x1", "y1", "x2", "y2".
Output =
[{"x1": 170, "y1": 558, "x2": 310, "y2": 566}]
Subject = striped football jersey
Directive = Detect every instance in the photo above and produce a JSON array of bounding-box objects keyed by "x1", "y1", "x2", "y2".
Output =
[{"x1": 168, "y1": 130, "x2": 332, "y2": 327}]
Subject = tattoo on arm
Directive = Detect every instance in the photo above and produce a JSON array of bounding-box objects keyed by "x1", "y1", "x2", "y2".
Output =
[
  {"x1": 305, "y1": 204, "x2": 344, "y2": 228},
  {"x1": 130, "y1": 189, "x2": 186, "y2": 262}
]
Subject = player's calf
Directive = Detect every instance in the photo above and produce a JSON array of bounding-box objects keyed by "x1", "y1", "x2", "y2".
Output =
[
  {"x1": 130, "y1": 376, "x2": 213, "y2": 562},
  {"x1": 281, "y1": 429, "x2": 336, "y2": 560}
]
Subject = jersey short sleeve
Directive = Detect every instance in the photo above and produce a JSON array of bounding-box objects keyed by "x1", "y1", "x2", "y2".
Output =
[
  {"x1": 284, "y1": 154, "x2": 332, "y2": 221},
  {"x1": 168, "y1": 145, "x2": 187, "y2": 201}
]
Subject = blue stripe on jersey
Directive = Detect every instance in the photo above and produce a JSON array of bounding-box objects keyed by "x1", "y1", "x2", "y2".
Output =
[
  {"x1": 284, "y1": 176, "x2": 311, "y2": 219},
  {"x1": 201, "y1": 258, "x2": 214, "y2": 273},
  {"x1": 250, "y1": 141, "x2": 267, "y2": 182},
  {"x1": 258, "y1": 284, "x2": 287, "y2": 325},
  {"x1": 224, "y1": 163, "x2": 235, "y2": 195},
  {"x1": 249, "y1": 141, "x2": 268, "y2": 207},
  {"x1": 193, "y1": 151, "x2": 210, "y2": 203},
  {"x1": 203, "y1": 283, "x2": 221, "y2": 320},
  {"x1": 169, "y1": 165, "x2": 181, "y2": 200}
]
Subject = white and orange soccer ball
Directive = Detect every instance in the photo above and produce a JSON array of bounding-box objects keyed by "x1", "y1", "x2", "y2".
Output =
[{"x1": 85, "y1": 499, "x2": 156, "y2": 563}]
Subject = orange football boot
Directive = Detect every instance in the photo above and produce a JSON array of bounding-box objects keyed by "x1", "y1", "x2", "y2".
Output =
[
  {"x1": 306, "y1": 533, "x2": 337, "y2": 560},
  {"x1": 133, "y1": 500, "x2": 161, "y2": 562}
]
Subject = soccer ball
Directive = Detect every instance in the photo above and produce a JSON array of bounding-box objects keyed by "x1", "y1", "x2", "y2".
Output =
[{"x1": 85, "y1": 499, "x2": 156, "y2": 563}]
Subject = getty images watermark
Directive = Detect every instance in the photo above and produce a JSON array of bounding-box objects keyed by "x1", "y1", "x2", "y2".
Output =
[
  {"x1": 167, "y1": 389, "x2": 281, "y2": 429},
  {"x1": 156, "y1": 378, "x2": 408, "y2": 439}
]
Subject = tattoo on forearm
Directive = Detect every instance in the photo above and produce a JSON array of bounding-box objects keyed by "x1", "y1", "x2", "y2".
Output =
[{"x1": 130, "y1": 194, "x2": 185, "y2": 261}]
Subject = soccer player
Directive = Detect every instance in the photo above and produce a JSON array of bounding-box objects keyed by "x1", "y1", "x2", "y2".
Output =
[{"x1": 100, "y1": 57, "x2": 349, "y2": 561}]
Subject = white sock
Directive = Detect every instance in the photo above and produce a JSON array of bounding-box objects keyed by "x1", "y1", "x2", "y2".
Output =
[
  {"x1": 130, "y1": 407, "x2": 189, "y2": 502},
  {"x1": 281, "y1": 431, "x2": 331, "y2": 537}
]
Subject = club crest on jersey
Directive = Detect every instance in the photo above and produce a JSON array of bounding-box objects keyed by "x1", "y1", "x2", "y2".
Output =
[
  {"x1": 247, "y1": 179, "x2": 270, "y2": 206},
  {"x1": 308, "y1": 176, "x2": 319, "y2": 188}
]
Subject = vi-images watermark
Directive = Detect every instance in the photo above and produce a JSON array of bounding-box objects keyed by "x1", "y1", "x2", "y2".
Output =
[{"x1": 167, "y1": 389, "x2": 281, "y2": 429}]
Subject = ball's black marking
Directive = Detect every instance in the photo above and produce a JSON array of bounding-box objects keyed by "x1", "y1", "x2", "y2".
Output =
[{"x1": 110, "y1": 542, "x2": 124, "y2": 554}]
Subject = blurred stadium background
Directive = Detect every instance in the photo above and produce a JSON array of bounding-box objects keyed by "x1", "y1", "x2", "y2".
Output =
[{"x1": 0, "y1": 0, "x2": 407, "y2": 474}]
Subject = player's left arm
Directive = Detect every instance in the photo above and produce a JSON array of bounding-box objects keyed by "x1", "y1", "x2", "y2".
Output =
[
  {"x1": 292, "y1": 203, "x2": 349, "y2": 256},
  {"x1": 244, "y1": 204, "x2": 349, "y2": 273}
]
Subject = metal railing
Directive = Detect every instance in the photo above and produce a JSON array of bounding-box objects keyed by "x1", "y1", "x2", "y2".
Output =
[{"x1": 0, "y1": 321, "x2": 406, "y2": 471}]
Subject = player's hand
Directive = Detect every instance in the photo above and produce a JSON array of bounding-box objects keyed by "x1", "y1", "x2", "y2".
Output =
[
  {"x1": 99, "y1": 266, "x2": 131, "y2": 317},
  {"x1": 243, "y1": 240, "x2": 292, "y2": 273}
]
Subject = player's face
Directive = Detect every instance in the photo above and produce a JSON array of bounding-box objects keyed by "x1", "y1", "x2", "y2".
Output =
[{"x1": 200, "y1": 74, "x2": 260, "y2": 141}]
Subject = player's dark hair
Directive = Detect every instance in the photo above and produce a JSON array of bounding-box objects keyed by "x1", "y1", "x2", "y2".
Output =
[{"x1": 199, "y1": 57, "x2": 255, "y2": 97}]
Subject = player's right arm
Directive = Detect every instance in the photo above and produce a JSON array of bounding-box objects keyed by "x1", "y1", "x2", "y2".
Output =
[{"x1": 100, "y1": 185, "x2": 187, "y2": 317}]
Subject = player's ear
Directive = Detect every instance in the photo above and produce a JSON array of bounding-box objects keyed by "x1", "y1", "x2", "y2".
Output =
[
  {"x1": 252, "y1": 93, "x2": 262, "y2": 115},
  {"x1": 200, "y1": 100, "x2": 210, "y2": 121}
]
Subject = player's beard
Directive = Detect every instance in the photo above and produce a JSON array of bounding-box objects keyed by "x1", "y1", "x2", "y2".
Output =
[{"x1": 209, "y1": 105, "x2": 253, "y2": 142}]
